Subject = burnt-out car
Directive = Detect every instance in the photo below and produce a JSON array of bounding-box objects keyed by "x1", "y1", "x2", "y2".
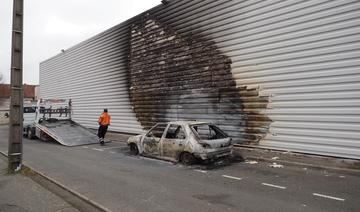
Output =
[{"x1": 127, "y1": 121, "x2": 233, "y2": 164}]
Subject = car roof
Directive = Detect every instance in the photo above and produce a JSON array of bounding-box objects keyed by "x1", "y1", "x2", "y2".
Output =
[{"x1": 165, "y1": 121, "x2": 209, "y2": 125}]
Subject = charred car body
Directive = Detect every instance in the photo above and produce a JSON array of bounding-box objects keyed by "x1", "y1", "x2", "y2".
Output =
[{"x1": 127, "y1": 121, "x2": 233, "y2": 164}]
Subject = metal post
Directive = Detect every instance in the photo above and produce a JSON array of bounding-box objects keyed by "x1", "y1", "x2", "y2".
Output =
[{"x1": 8, "y1": 0, "x2": 24, "y2": 172}]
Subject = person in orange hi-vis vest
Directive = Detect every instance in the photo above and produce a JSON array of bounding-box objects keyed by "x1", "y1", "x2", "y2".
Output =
[{"x1": 98, "y1": 108, "x2": 110, "y2": 145}]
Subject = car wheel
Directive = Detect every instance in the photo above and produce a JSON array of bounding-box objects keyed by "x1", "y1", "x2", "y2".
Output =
[
  {"x1": 180, "y1": 152, "x2": 195, "y2": 165},
  {"x1": 129, "y1": 143, "x2": 139, "y2": 155},
  {"x1": 27, "y1": 127, "x2": 35, "y2": 139}
]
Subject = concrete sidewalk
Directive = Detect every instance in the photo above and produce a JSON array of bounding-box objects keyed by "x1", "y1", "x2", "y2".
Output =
[
  {"x1": 0, "y1": 155, "x2": 79, "y2": 212},
  {"x1": 105, "y1": 131, "x2": 132, "y2": 143}
]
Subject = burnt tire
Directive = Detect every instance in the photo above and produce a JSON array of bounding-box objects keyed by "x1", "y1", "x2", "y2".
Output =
[
  {"x1": 129, "y1": 143, "x2": 139, "y2": 155},
  {"x1": 180, "y1": 152, "x2": 195, "y2": 165},
  {"x1": 27, "y1": 127, "x2": 35, "y2": 139}
]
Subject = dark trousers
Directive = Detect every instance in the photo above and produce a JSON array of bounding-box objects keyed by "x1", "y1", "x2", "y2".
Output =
[{"x1": 98, "y1": 125, "x2": 108, "y2": 139}]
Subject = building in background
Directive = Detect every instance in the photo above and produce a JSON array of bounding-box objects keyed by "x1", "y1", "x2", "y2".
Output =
[
  {"x1": 0, "y1": 84, "x2": 37, "y2": 124},
  {"x1": 40, "y1": 0, "x2": 360, "y2": 159},
  {"x1": 34, "y1": 85, "x2": 40, "y2": 100}
]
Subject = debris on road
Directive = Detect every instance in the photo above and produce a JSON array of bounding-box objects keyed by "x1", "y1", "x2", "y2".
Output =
[
  {"x1": 269, "y1": 163, "x2": 284, "y2": 168},
  {"x1": 245, "y1": 160, "x2": 258, "y2": 164},
  {"x1": 322, "y1": 170, "x2": 331, "y2": 177}
]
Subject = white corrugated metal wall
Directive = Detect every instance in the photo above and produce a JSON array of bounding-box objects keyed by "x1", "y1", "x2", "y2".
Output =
[
  {"x1": 40, "y1": 21, "x2": 144, "y2": 134},
  {"x1": 40, "y1": 0, "x2": 360, "y2": 159}
]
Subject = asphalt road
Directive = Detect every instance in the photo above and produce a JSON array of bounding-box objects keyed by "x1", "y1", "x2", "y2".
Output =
[{"x1": 0, "y1": 125, "x2": 359, "y2": 212}]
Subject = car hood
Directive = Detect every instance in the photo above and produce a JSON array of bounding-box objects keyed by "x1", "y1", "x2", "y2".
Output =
[
  {"x1": 200, "y1": 137, "x2": 232, "y2": 148},
  {"x1": 127, "y1": 134, "x2": 143, "y2": 144}
]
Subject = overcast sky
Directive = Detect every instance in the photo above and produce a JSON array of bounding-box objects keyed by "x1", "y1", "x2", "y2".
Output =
[{"x1": 0, "y1": 0, "x2": 160, "y2": 85}]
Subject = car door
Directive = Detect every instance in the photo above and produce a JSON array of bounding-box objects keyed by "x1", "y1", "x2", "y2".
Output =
[
  {"x1": 142, "y1": 123, "x2": 168, "y2": 156},
  {"x1": 161, "y1": 124, "x2": 186, "y2": 159}
]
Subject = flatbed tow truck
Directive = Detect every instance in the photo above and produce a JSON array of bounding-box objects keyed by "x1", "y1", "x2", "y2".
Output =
[{"x1": 25, "y1": 99, "x2": 99, "y2": 146}]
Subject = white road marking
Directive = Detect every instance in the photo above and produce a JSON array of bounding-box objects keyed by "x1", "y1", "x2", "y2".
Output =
[
  {"x1": 92, "y1": 148, "x2": 104, "y2": 152},
  {"x1": 222, "y1": 175, "x2": 242, "y2": 181},
  {"x1": 82, "y1": 146, "x2": 89, "y2": 149},
  {"x1": 313, "y1": 193, "x2": 345, "y2": 201},
  {"x1": 194, "y1": 169, "x2": 207, "y2": 174},
  {"x1": 261, "y1": 183, "x2": 286, "y2": 189},
  {"x1": 109, "y1": 151, "x2": 116, "y2": 154}
]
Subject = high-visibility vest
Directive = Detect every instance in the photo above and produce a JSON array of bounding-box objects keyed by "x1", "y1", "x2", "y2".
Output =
[{"x1": 98, "y1": 112, "x2": 110, "y2": 126}]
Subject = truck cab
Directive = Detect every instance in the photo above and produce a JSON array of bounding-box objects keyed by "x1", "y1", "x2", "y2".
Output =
[{"x1": 23, "y1": 101, "x2": 37, "y2": 138}]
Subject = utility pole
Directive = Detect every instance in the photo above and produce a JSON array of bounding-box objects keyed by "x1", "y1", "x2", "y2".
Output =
[{"x1": 8, "y1": 0, "x2": 24, "y2": 172}]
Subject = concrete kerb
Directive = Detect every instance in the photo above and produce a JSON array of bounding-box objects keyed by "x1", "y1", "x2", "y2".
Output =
[
  {"x1": 0, "y1": 150, "x2": 112, "y2": 212},
  {"x1": 234, "y1": 146, "x2": 360, "y2": 174}
]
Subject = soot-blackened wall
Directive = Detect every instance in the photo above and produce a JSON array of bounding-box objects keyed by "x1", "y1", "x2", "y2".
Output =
[{"x1": 128, "y1": 18, "x2": 271, "y2": 144}]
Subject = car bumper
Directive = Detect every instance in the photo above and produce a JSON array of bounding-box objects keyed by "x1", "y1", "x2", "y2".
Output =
[{"x1": 196, "y1": 147, "x2": 233, "y2": 160}]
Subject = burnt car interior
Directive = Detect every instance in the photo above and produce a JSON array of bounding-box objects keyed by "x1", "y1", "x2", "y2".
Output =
[
  {"x1": 165, "y1": 124, "x2": 186, "y2": 139},
  {"x1": 147, "y1": 123, "x2": 167, "y2": 138},
  {"x1": 191, "y1": 124, "x2": 228, "y2": 140}
]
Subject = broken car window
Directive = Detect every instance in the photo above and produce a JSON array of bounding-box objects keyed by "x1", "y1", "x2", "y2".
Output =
[
  {"x1": 147, "y1": 123, "x2": 167, "y2": 138},
  {"x1": 191, "y1": 124, "x2": 228, "y2": 140},
  {"x1": 165, "y1": 125, "x2": 186, "y2": 139}
]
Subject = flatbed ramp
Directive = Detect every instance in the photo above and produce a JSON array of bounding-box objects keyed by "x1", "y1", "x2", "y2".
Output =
[{"x1": 36, "y1": 120, "x2": 99, "y2": 146}]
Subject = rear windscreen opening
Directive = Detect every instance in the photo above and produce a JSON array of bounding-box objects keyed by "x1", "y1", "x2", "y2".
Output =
[{"x1": 191, "y1": 124, "x2": 228, "y2": 140}]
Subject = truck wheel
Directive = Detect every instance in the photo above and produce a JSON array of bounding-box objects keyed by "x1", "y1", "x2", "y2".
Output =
[
  {"x1": 180, "y1": 152, "x2": 195, "y2": 165},
  {"x1": 27, "y1": 127, "x2": 35, "y2": 139},
  {"x1": 23, "y1": 128, "x2": 27, "y2": 137},
  {"x1": 129, "y1": 143, "x2": 139, "y2": 155}
]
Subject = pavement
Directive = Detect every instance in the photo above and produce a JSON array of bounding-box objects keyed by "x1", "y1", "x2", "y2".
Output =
[
  {"x1": 0, "y1": 125, "x2": 360, "y2": 212},
  {"x1": 0, "y1": 152, "x2": 79, "y2": 212}
]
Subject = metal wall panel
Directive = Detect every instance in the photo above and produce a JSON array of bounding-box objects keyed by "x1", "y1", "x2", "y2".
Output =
[
  {"x1": 40, "y1": 20, "x2": 144, "y2": 134},
  {"x1": 40, "y1": 0, "x2": 360, "y2": 159}
]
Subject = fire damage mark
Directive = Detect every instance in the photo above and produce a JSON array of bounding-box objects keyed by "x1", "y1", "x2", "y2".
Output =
[{"x1": 128, "y1": 17, "x2": 271, "y2": 144}]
